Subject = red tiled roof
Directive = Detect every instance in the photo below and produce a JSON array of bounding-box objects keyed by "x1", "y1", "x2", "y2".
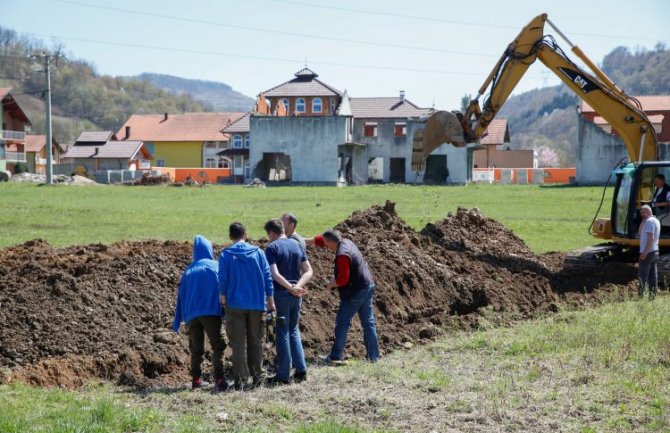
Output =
[
  {"x1": 24, "y1": 135, "x2": 62, "y2": 153},
  {"x1": 222, "y1": 113, "x2": 250, "y2": 133},
  {"x1": 480, "y1": 119, "x2": 510, "y2": 145},
  {"x1": 75, "y1": 130, "x2": 115, "y2": 144},
  {"x1": 349, "y1": 97, "x2": 432, "y2": 119},
  {"x1": 581, "y1": 96, "x2": 670, "y2": 113},
  {"x1": 116, "y1": 112, "x2": 245, "y2": 142},
  {"x1": 1, "y1": 88, "x2": 31, "y2": 125},
  {"x1": 262, "y1": 69, "x2": 341, "y2": 97},
  {"x1": 62, "y1": 140, "x2": 147, "y2": 159}
]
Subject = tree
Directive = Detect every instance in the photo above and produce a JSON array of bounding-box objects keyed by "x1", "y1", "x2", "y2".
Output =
[{"x1": 460, "y1": 94, "x2": 472, "y2": 112}]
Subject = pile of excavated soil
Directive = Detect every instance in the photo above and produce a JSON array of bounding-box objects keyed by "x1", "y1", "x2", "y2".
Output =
[{"x1": 0, "y1": 202, "x2": 638, "y2": 388}]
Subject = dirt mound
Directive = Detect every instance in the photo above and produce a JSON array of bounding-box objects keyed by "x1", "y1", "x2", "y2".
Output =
[{"x1": 0, "y1": 202, "x2": 638, "y2": 388}]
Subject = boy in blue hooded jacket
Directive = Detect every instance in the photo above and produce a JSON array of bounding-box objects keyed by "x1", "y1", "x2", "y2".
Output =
[
  {"x1": 219, "y1": 222, "x2": 275, "y2": 389},
  {"x1": 173, "y1": 235, "x2": 228, "y2": 391}
]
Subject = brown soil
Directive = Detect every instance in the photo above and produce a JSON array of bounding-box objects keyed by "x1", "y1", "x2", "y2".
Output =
[{"x1": 0, "y1": 202, "x2": 638, "y2": 388}]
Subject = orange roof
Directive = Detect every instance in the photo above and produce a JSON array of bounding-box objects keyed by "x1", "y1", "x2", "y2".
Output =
[
  {"x1": 581, "y1": 95, "x2": 670, "y2": 113},
  {"x1": 480, "y1": 119, "x2": 510, "y2": 145},
  {"x1": 117, "y1": 112, "x2": 246, "y2": 142}
]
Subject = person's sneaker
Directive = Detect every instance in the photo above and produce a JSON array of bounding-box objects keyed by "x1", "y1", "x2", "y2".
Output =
[
  {"x1": 191, "y1": 377, "x2": 203, "y2": 390},
  {"x1": 293, "y1": 371, "x2": 307, "y2": 383},
  {"x1": 214, "y1": 378, "x2": 231, "y2": 392},
  {"x1": 319, "y1": 355, "x2": 346, "y2": 366},
  {"x1": 267, "y1": 375, "x2": 290, "y2": 386}
]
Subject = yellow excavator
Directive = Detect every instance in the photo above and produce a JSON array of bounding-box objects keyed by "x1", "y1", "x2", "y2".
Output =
[{"x1": 412, "y1": 13, "x2": 667, "y2": 264}]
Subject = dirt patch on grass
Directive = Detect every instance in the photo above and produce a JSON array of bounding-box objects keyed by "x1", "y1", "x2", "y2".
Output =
[{"x1": 0, "y1": 202, "x2": 637, "y2": 388}]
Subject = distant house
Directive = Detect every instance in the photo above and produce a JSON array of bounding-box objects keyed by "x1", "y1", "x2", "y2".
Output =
[
  {"x1": 116, "y1": 112, "x2": 245, "y2": 168},
  {"x1": 580, "y1": 96, "x2": 669, "y2": 142},
  {"x1": 472, "y1": 119, "x2": 535, "y2": 169},
  {"x1": 220, "y1": 112, "x2": 251, "y2": 182},
  {"x1": 61, "y1": 130, "x2": 151, "y2": 176},
  {"x1": 577, "y1": 95, "x2": 670, "y2": 185},
  {"x1": 0, "y1": 88, "x2": 31, "y2": 173},
  {"x1": 24, "y1": 134, "x2": 64, "y2": 174},
  {"x1": 248, "y1": 68, "x2": 479, "y2": 184},
  {"x1": 263, "y1": 68, "x2": 342, "y2": 117}
]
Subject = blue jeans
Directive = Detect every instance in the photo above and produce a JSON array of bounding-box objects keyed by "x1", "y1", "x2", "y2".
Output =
[
  {"x1": 330, "y1": 284, "x2": 379, "y2": 361},
  {"x1": 274, "y1": 291, "x2": 307, "y2": 381}
]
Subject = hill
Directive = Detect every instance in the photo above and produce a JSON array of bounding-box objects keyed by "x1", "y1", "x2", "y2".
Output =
[
  {"x1": 497, "y1": 44, "x2": 670, "y2": 166},
  {"x1": 136, "y1": 73, "x2": 254, "y2": 112},
  {"x1": 0, "y1": 27, "x2": 207, "y2": 143}
]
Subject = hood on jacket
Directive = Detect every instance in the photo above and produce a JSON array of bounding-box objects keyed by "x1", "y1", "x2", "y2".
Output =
[
  {"x1": 193, "y1": 235, "x2": 214, "y2": 261},
  {"x1": 225, "y1": 241, "x2": 259, "y2": 263}
]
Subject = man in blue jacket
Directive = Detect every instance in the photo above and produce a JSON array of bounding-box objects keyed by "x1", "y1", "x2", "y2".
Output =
[
  {"x1": 173, "y1": 235, "x2": 228, "y2": 391},
  {"x1": 219, "y1": 222, "x2": 275, "y2": 390}
]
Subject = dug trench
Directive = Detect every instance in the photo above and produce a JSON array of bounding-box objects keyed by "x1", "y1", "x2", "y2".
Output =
[{"x1": 0, "y1": 201, "x2": 638, "y2": 388}]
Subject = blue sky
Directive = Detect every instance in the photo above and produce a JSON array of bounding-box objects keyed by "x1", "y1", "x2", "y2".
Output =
[{"x1": 2, "y1": 0, "x2": 669, "y2": 110}]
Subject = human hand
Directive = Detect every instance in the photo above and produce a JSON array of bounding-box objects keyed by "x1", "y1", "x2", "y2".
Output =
[
  {"x1": 640, "y1": 252, "x2": 648, "y2": 262},
  {"x1": 220, "y1": 295, "x2": 227, "y2": 305}
]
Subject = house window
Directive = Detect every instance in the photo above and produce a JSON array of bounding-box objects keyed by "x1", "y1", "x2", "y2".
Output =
[
  {"x1": 296, "y1": 98, "x2": 306, "y2": 113},
  {"x1": 364, "y1": 122, "x2": 378, "y2": 137},
  {"x1": 205, "y1": 158, "x2": 216, "y2": 168},
  {"x1": 244, "y1": 162, "x2": 250, "y2": 179},
  {"x1": 312, "y1": 97, "x2": 322, "y2": 113},
  {"x1": 394, "y1": 122, "x2": 407, "y2": 137},
  {"x1": 145, "y1": 143, "x2": 155, "y2": 155},
  {"x1": 157, "y1": 159, "x2": 165, "y2": 167},
  {"x1": 233, "y1": 134, "x2": 243, "y2": 148},
  {"x1": 234, "y1": 155, "x2": 243, "y2": 169},
  {"x1": 244, "y1": 133, "x2": 250, "y2": 148},
  {"x1": 280, "y1": 99, "x2": 289, "y2": 112},
  {"x1": 219, "y1": 157, "x2": 231, "y2": 168}
]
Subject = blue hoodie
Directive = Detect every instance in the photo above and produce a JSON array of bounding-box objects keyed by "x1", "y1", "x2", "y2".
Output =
[
  {"x1": 219, "y1": 241, "x2": 274, "y2": 311},
  {"x1": 172, "y1": 235, "x2": 221, "y2": 332}
]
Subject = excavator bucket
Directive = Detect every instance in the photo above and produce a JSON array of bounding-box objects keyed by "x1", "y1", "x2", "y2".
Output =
[{"x1": 411, "y1": 110, "x2": 466, "y2": 173}]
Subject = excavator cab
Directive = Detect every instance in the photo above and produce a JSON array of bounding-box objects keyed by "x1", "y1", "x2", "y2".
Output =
[{"x1": 608, "y1": 163, "x2": 670, "y2": 244}]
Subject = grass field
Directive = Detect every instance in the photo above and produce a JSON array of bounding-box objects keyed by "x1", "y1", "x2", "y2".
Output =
[
  {"x1": 2, "y1": 296, "x2": 668, "y2": 432},
  {"x1": 0, "y1": 183, "x2": 607, "y2": 252}
]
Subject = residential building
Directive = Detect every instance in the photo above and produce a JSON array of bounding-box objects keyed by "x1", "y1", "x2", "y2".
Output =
[
  {"x1": 472, "y1": 119, "x2": 535, "y2": 169},
  {"x1": 262, "y1": 68, "x2": 342, "y2": 117},
  {"x1": 24, "y1": 134, "x2": 63, "y2": 174},
  {"x1": 116, "y1": 112, "x2": 245, "y2": 168},
  {"x1": 61, "y1": 130, "x2": 151, "y2": 176},
  {"x1": 220, "y1": 112, "x2": 250, "y2": 182},
  {"x1": 577, "y1": 95, "x2": 670, "y2": 185},
  {"x1": 0, "y1": 88, "x2": 30, "y2": 173},
  {"x1": 248, "y1": 68, "x2": 479, "y2": 184}
]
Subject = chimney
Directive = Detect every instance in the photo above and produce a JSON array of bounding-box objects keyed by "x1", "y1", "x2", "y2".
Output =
[
  {"x1": 125, "y1": 126, "x2": 131, "y2": 140},
  {"x1": 164, "y1": 112, "x2": 168, "y2": 121},
  {"x1": 399, "y1": 90, "x2": 405, "y2": 102}
]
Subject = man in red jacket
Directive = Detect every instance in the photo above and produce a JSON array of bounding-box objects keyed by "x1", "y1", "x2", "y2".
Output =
[{"x1": 307, "y1": 229, "x2": 379, "y2": 363}]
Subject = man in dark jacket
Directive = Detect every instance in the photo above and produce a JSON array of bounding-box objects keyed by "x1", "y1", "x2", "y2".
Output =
[
  {"x1": 307, "y1": 229, "x2": 379, "y2": 363},
  {"x1": 173, "y1": 235, "x2": 228, "y2": 391},
  {"x1": 219, "y1": 222, "x2": 275, "y2": 390},
  {"x1": 264, "y1": 218, "x2": 313, "y2": 385}
]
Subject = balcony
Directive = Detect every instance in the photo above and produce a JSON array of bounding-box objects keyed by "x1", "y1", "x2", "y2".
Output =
[
  {"x1": 3, "y1": 151, "x2": 26, "y2": 162},
  {"x1": 0, "y1": 130, "x2": 26, "y2": 141}
]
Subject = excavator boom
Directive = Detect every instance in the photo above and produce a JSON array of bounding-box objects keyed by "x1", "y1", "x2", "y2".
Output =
[{"x1": 412, "y1": 13, "x2": 657, "y2": 171}]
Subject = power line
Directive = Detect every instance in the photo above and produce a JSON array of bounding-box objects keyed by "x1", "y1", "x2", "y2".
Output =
[
  {"x1": 25, "y1": 31, "x2": 557, "y2": 80},
  {"x1": 266, "y1": 0, "x2": 669, "y2": 43},
  {"x1": 46, "y1": 0, "x2": 499, "y2": 58}
]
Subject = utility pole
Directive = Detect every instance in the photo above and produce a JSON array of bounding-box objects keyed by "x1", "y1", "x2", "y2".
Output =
[{"x1": 44, "y1": 53, "x2": 53, "y2": 184}]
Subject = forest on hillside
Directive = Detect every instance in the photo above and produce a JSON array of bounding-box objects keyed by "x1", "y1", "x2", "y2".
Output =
[
  {"x1": 0, "y1": 27, "x2": 206, "y2": 143},
  {"x1": 497, "y1": 43, "x2": 670, "y2": 166}
]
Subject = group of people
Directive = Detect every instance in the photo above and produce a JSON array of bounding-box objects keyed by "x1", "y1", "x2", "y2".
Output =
[{"x1": 172, "y1": 213, "x2": 379, "y2": 391}]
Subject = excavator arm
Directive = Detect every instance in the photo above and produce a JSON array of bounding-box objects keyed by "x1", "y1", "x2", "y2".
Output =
[{"x1": 413, "y1": 13, "x2": 658, "y2": 171}]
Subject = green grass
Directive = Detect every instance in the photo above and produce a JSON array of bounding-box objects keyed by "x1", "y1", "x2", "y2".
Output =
[
  {"x1": 0, "y1": 183, "x2": 605, "y2": 252},
  {"x1": 2, "y1": 298, "x2": 669, "y2": 432}
]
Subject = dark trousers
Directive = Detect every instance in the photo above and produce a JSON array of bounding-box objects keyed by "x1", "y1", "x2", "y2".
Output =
[
  {"x1": 224, "y1": 307, "x2": 265, "y2": 384},
  {"x1": 638, "y1": 251, "x2": 659, "y2": 297},
  {"x1": 188, "y1": 315, "x2": 225, "y2": 380}
]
